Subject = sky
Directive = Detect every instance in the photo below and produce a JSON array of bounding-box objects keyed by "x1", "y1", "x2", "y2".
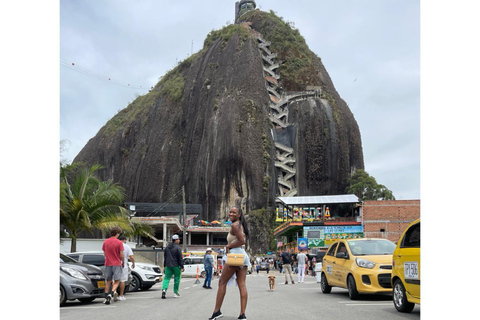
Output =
[{"x1": 59, "y1": 0, "x2": 420, "y2": 200}]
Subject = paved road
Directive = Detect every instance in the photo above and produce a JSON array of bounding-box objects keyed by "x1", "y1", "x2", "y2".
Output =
[{"x1": 60, "y1": 271, "x2": 420, "y2": 320}]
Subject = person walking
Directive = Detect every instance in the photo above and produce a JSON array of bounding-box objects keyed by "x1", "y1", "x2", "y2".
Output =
[
  {"x1": 203, "y1": 248, "x2": 215, "y2": 289},
  {"x1": 161, "y1": 234, "x2": 184, "y2": 299},
  {"x1": 209, "y1": 205, "x2": 250, "y2": 320},
  {"x1": 296, "y1": 249, "x2": 306, "y2": 283},
  {"x1": 118, "y1": 235, "x2": 135, "y2": 300},
  {"x1": 278, "y1": 257, "x2": 283, "y2": 274},
  {"x1": 281, "y1": 250, "x2": 295, "y2": 284},
  {"x1": 102, "y1": 227, "x2": 124, "y2": 305}
]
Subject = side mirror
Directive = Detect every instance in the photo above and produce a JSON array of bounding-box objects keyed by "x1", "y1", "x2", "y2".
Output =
[{"x1": 336, "y1": 252, "x2": 349, "y2": 259}]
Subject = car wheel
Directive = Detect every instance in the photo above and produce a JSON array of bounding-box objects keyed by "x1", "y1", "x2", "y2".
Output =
[
  {"x1": 78, "y1": 297, "x2": 96, "y2": 303},
  {"x1": 129, "y1": 274, "x2": 141, "y2": 292},
  {"x1": 201, "y1": 270, "x2": 206, "y2": 278},
  {"x1": 320, "y1": 273, "x2": 332, "y2": 293},
  {"x1": 60, "y1": 285, "x2": 67, "y2": 307},
  {"x1": 393, "y1": 279, "x2": 415, "y2": 313},
  {"x1": 347, "y1": 275, "x2": 360, "y2": 300}
]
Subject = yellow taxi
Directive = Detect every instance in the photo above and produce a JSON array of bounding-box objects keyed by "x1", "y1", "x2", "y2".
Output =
[
  {"x1": 321, "y1": 238, "x2": 396, "y2": 300},
  {"x1": 392, "y1": 219, "x2": 420, "y2": 313}
]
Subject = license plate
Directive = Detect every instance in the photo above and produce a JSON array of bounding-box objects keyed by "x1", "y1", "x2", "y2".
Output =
[
  {"x1": 404, "y1": 262, "x2": 419, "y2": 279},
  {"x1": 97, "y1": 280, "x2": 105, "y2": 288}
]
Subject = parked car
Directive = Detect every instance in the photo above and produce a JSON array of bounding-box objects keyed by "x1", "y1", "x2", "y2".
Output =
[
  {"x1": 127, "y1": 261, "x2": 163, "y2": 292},
  {"x1": 60, "y1": 253, "x2": 105, "y2": 306},
  {"x1": 392, "y1": 219, "x2": 420, "y2": 313},
  {"x1": 66, "y1": 251, "x2": 132, "y2": 292},
  {"x1": 183, "y1": 256, "x2": 206, "y2": 277},
  {"x1": 321, "y1": 238, "x2": 396, "y2": 300}
]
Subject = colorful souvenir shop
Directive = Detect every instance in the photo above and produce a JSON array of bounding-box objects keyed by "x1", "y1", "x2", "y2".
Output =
[{"x1": 274, "y1": 194, "x2": 363, "y2": 253}]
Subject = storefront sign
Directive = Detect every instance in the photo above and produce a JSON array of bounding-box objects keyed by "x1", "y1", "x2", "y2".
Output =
[
  {"x1": 297, "y1": 238, "x2": 308, "y2": 250},
  {"x1": 303, "y1": 225, "x2": 363, "y2": 247}
]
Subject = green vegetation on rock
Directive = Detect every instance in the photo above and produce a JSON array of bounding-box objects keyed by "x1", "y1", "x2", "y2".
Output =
[
  {"x1": 241, "y1": 10, "x2": 320, "y2": 91},
  {"x1": 203, "y1": 23, "x2": 253, "y2": 50}
]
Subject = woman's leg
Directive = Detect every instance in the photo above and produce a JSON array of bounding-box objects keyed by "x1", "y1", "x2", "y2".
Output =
[
  {"x1": 212, "y1": 265, "x2": 237, "y2": 312},
  {"x1": 236, "y1": 267, "x2": 248, "y2": 316}
]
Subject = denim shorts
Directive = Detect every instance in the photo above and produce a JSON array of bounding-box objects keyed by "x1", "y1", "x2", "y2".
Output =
[{"x1": 229, "y1": 247, "x2": 251, "y2": 268}]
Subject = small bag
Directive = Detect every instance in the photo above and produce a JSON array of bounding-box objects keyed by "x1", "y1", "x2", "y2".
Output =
[{"x1": 226, "y1": 253, "x2": 244, "y2": 266}]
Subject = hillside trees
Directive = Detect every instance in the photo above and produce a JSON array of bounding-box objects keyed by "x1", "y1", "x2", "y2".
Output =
[{"x1": 345, "y1": 169, "x2": 395, "y2": 201}]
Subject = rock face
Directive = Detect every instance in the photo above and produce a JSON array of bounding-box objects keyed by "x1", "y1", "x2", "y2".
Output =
[{"x1": 73, "y1": 10, "x2": 364, "y2": 221}]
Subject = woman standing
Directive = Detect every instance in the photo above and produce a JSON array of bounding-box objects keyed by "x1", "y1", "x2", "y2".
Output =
[{"x1": 209, "y1": 206, "x2": 250, "y2": 320}]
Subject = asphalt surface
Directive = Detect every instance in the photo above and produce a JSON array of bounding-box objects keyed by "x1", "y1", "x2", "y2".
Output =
[{"x1": 60, "y1": 270, "x2": 420, "y2": 320}]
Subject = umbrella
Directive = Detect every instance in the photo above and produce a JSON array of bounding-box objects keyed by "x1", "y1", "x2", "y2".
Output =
[
  {"x1": 224, "y1": 220, "x2": 232, "y2": 225},
  {"x1": 211, "y1": 220, "x2": 221, "y2": 224}
]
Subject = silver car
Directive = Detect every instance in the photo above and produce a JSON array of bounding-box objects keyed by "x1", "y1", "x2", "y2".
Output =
[
  {"x1": 66, "y1": 251, "x2": 132, "y2": 291},
  {"x1": 60, "y1": 253, "x2": 105, "y2": 306}
]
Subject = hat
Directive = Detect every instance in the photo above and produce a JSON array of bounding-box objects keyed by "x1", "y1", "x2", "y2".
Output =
[
  {"x1": 206, "y1": 248, "x2": 213, "y2": 252},
  {"x1": 172, "y1": 234, "x2": 180, "y2": 240}
]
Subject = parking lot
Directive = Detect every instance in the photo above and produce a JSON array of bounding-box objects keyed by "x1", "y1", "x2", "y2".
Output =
[{"x1": 60, "y1": 271, "x2": 419, "y2": 320}]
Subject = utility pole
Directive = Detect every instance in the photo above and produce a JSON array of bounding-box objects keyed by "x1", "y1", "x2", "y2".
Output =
[{"x1": 182, "y1": 185, "x2": 187, "y2": 252}]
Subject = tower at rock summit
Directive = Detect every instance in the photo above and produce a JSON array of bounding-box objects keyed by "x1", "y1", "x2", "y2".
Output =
[{"x1": 73, "y1": 2, "x2": 364, "y2": 222}]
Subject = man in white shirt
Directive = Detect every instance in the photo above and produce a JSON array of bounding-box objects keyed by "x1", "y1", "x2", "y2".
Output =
[
  {"x1": 118, "y1": 235, "x2": 135, "y2": 301},
  {"x1": 296, "y1": 250, "x2": 307, "y2": 283}
]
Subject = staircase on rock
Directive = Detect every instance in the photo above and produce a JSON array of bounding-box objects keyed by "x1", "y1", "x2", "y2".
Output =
[{"x1": 242, "y1": 23, "x2": 319, "y2": 198}]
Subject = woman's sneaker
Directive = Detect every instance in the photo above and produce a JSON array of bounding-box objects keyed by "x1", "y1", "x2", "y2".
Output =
[
  {"x1": 238, "y1": 314, "x2": 247, "y2": 319},
  {"x1": 161, "y1": 290, "x2": 166, "y2": 299},
  {"x1": 173, "y1": 292, "x2": 181, "y2": 298},
  {"x1": 209, "y1": 310, "x2": 223, "y2": 319}
]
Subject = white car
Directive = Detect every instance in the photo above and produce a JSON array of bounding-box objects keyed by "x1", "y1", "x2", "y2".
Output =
[
  {"x1": 183, "y1": 256, "x2": 206, "y2": 277},
  {"x1": 128, "y1": 261, "x2": 163, "y2": 291}
]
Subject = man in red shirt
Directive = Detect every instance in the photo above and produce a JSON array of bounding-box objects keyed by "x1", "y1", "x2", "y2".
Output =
[{"x1": 102, "y1": 227, "x2": 124, "y2": 305}]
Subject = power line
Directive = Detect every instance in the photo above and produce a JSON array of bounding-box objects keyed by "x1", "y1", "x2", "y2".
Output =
[
  {"x1": 143, "y1": 188, "x2": 184, "y2": 218},
  {"x1": 60, "y1": 59, "x2": 146, "y2": 89}
]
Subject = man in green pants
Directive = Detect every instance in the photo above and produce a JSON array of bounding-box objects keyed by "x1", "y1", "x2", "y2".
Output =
[{"x1": 162, "y1": 234, "x2": 184, "y2": 298}]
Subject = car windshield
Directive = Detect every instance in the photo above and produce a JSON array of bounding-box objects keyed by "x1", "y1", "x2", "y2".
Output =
[
  {"x1": 60, "y1": 253, "x2": 78, "y2": 263},
  {"x1": 347, "y1": 240, "x2": 396, "y2": 255}
]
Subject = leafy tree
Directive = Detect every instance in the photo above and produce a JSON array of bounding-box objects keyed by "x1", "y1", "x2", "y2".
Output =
[
  {"x1": 345, "y1": 169, "x2": 395, "y2": 201},
  {"x1": 60, "y1": 163, "x2": 131, "y2": 252}
]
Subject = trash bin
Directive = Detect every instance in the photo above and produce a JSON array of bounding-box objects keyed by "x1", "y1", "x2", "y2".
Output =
[{"x1": 314, "y1": 262, "x2": 323, "y2": 282}]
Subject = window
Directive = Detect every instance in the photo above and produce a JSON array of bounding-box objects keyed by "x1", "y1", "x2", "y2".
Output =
[
  {"x1": 327, "y1": 243, "x2": 338, "y2": 256},
  {"x1": 83, "y1": 254, "x2": 105, "y2": 266},
  {"x1": 337, "y1": 242, "x2": 347, "y2": 254},
  {"x1": 68, "y1": 254, "x2": 79, "y2": 261},
  {"x1": 348, "y1": 239, "x2": 396, "y2": 255},
  {"x1": 401, "y1": 222, "x2": 420, "y2": 248},
  {"x1": 307, "y1": 230, "x2": 320, "y2": 238}
]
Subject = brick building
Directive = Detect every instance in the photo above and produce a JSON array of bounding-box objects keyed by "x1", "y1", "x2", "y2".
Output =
[{"x1": 362, "y1": 200, "x2": 420, "y2": 243}]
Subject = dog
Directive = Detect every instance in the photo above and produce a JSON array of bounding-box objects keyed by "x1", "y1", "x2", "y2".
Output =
[{"x1": 268, "y1": 275, "x2": 276, "y2": 291}]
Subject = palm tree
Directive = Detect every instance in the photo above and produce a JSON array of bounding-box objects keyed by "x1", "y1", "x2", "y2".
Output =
[
  {"x1": 60, "y1": 163, "x2": 131, "y2": 252},
  {"x1": 123, "y1": 220, "x2": 155, "y2": 245}
]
